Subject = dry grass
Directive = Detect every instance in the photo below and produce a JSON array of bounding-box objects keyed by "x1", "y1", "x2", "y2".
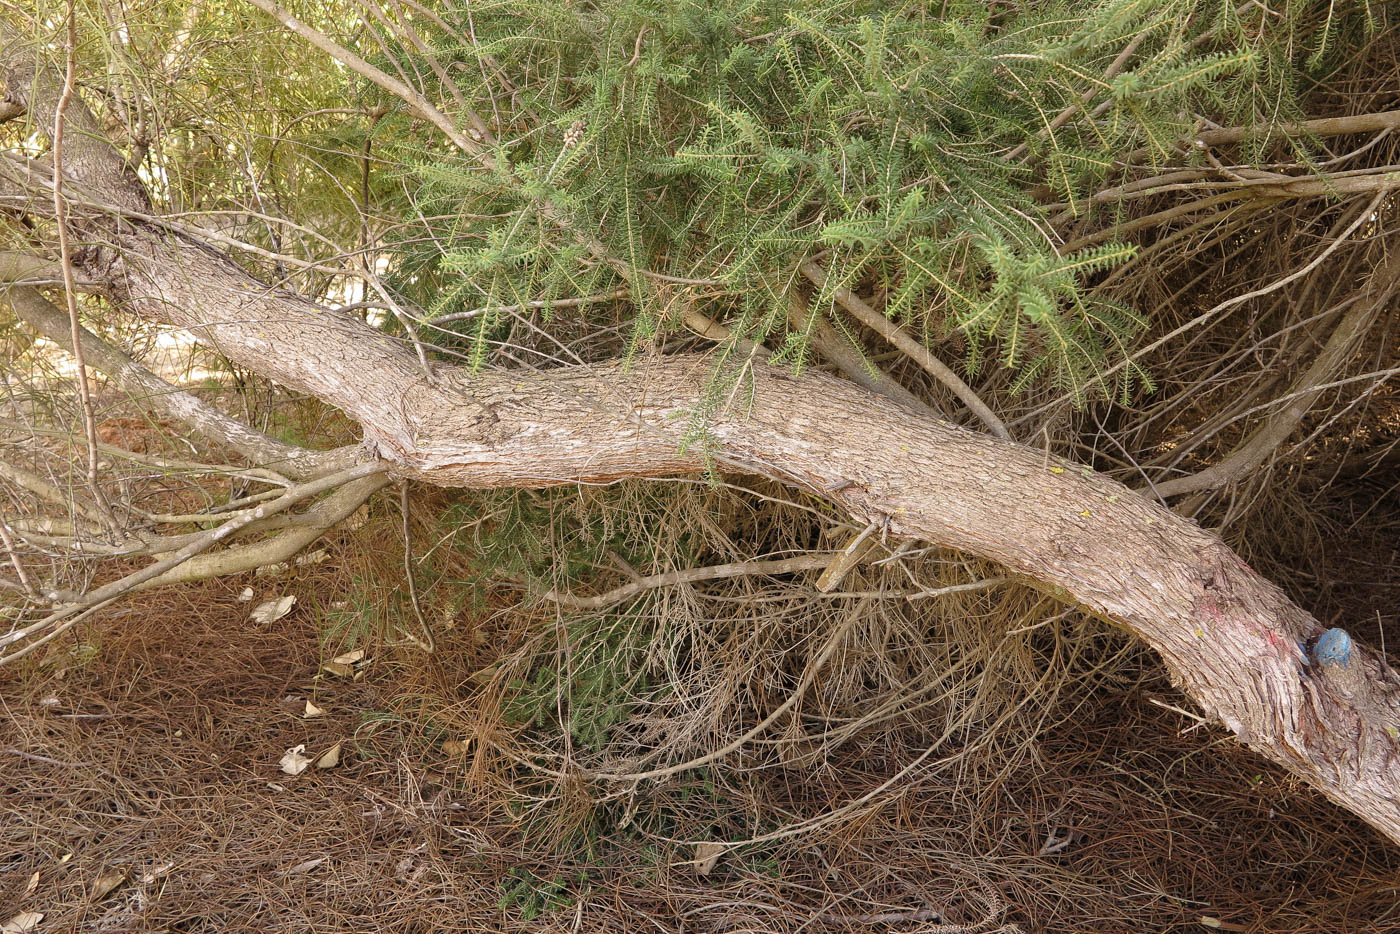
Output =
[{"x1": 3, "y1": 472, "x2": 1398, "y2": 933}]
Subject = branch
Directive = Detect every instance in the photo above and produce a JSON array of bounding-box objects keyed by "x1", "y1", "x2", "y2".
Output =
[
  {"x1": 12, "y1": 479, "x2": 374, "y2": 559},
  {"x1": 0, "y1": 47, "x2": 147, "y2": 211},
  {"x1": 431, "y1": 288, "x2": 632, "y2": 325},
  {"x1": 0, "y1": 250, "x2": 58, "y2": 281},
  {"x1": 1195, "y1": 110, "x2": 1400, "y2": 148},
  {"x1": 52, "y1": 3, "x2": 117, "y2": 533},
  {"x1": 243, "y1": 0, "x2": 487, "y2": 158},
  {"x1": 785, "y1": 289, "x2": 946, "y2": 418},
  {"x1": 0, "y1": 460, "x2": 107, "y2": 526},
  {"x1": 1061, "y1": 190, "x2": 1253, "y2": 251},
  {"x1": 799, "y1": 260, "x2": 1010, "y2": 439},
  {"x1": 245, "y1": 0, "x2": 951, "y2": 431},
  {"x1": 1004, "y1": 26, "x2": 1150, "y2": 163},
  {"x1": 1115, "y1": 110, "x2": 1400, "y2": 167},
  {"x1": 3, "y1": 286, "x2": 357, "y2": 479},
  {"x1": 1153, "y1": 247, "x2": 1400, "y2": 498},
  {"x1": 544, "y1": 553, "x2": 836, "y2": 610},
  {"x1": 125, "y1": 473, "x2": 389, "y2": 591},
  {"x1": 0, "y1": 461, "x2": 387, "y2": 662},
  {"x1": 1051, "y1": 188, "x2": 1385, "y2": 390}
]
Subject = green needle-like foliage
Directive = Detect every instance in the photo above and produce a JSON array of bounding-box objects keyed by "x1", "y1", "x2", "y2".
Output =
[{"x1": 376, "y1": 0, "x2": 1364, "y2": 402}]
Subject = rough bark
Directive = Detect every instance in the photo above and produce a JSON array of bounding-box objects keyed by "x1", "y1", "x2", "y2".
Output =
[
  {"x1": 4, "y1": 46, "x2": 1399, "y2": 847},
  {"x1": 52, "y1": 210, "x2": 1400, "y2": 844}
]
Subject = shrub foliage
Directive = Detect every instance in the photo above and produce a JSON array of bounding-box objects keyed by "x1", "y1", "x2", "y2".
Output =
[{"x1": 382, "y1": 0, "x2": 1367, "y2": 400}]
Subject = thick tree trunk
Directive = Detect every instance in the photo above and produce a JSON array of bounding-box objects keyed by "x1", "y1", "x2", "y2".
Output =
[
  {"x1": 70, "y1": 217, "x2": 1400, "y2": 845},
  {"x1": 4, "y1": 51, "x2": 1399, "y2": 847}
]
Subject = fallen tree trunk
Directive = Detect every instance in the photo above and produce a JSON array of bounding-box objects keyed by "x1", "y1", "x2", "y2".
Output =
[
  {"x1": 4, "y1": 49, "x2": 1399, "y2": 848},
  {"x1": 69, "y1": 214, "x2": 1400, "y2": 845}
]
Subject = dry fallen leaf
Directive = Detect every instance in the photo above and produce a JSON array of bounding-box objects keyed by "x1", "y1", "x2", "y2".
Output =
[
  {"x1": 138, "y1": 861, "x2": 174, "y2": 885},
  {"x1": 303, "y1": 700, "x2": 325, "y2": 718},
  {"x1": 21, "y1": 871, "x2": 38, "y2": 898},
  {"x1": 442, "y1": 739, "x2": 471, "y2": 757},
  {"x1": 322, "y1": 648, "x2": 366, "y2": 679},
  {"x1": 90, "y1": 867, "x2": 128, "y2": 901},
  {"x1": 295, "y1": 548, "x2": 327, "y2": 566},
  {"x1": 331, "y1": 649, "x2": 364, "y2": 666},
  {"x1": 1, "y1": 912, "x2": 43, "y2": 934},
  {"x1": 250, "y1": 595, "x2": 296, "y2": 625},
  {"x1": 237, "y1": 586, "x2": 255, "y2": 602},
  {"x1": 314, "y1": 742, "x2": 342, "y2": 769},
  {"x1": 284, "y1": 856, "x2": 328, "y2": 876},
  {"x1": 693, "y1": 841, "x2": 726, "y2": 876},
  {"x1": 279, "y1": 744, "x2": 311, "y2": 776}
]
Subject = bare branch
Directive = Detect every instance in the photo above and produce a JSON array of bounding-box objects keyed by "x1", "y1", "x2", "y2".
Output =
[
  {"x1": 1111, "y1": 111, "x2": 1400, "y2": 168},
  {"x1": 544, "y1": 553, "x2": 836, "y2": 610},
  {"x1": 786, "y1": 289, "x2": 946, "y2": 419},
  {"x1": 431, "y1": 288, "x2": 632, "y2": 325},
  {"x1": 0, "y1": 45, "x2": 147, "y2": 210},
  {"x1": 0, "y1": 517, "x2": 38, "y2": 598},
  {"x1": 799, "y1": 260, "x2": 1010, "y2": 439},
  {"x1": 1022, "y1": 188, "x2": 1388, "y2": 422},
  {"x1": 1154, "y1": 248, "x2": 1400, "y2": 498},
  {"x1": 244, "y1": 0, "x2": 487, "y2": 158},
  {"x1": 3, "y1": 286, "x2": 357, "y2": 479},
  {"x1": 0, "y1": 460, "x2": 107, "y2": 526},
  {"x1": 1004, "y1": 26, "x2": 1150, "y2": 163},
  {"x1": 52, "y1": 1, "x2": 117, "y2": 532},
  {"x1": 0, "y1": 460, "x2": 386, "y2": 662},
  {"x1": 1195, "y1": 109, "x2": 1400, "y2": 148},
  {"x1": 127, "y1": 473, "x2": 389, "y2": 591},
  {"x1": 0, "y1": 250, "x2": 57, "y2": 281}
]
